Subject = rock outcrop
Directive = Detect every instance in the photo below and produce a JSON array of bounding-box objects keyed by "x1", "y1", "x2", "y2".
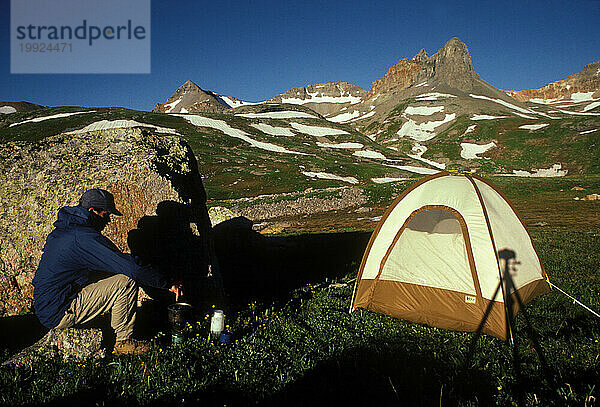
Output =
[
  {"x1": 3, "y1": 328, "x2": 104, "y2": 365},
  {"x1": 0, "y1": 127, "x2": 218, "y2": 316},
  {"x1": 506, "y1": 61, "x2": 600, "y2": 102}
]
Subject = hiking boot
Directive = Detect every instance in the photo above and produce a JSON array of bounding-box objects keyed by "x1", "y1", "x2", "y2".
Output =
[{"x1": 113, "y1": 338, "x2": 152, "y2": 355}]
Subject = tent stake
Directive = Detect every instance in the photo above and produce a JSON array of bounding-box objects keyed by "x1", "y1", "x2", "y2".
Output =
[{"x1": 549, "y1": 282, "x2": 600, "y2": 319}]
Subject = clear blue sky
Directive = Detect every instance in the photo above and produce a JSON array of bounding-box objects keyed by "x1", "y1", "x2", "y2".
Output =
[{"x1": 1, "y1": 0, "x2": 598, "y2": 110}]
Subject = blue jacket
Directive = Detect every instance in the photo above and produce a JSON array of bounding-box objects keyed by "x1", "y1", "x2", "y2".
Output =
[{"x1": 33, "y1": 205, "x2": 170, "y2": 329}]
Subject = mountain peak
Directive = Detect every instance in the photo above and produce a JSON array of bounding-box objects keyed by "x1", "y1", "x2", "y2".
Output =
[
  {"x1": 367, "y1": 37, "x2": 482, "y2": 98},
  {"x1": 153, "y1": 80, "x2": 229, "y2": 114},
  {"x1": 429, "y1": 36, "x2": 479, "y2": 88},
  {"x1": 412, "y1": 49, "x2": 428, "y2": 63}
]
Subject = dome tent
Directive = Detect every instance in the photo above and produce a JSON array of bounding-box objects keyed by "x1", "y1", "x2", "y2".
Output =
[{"x1": 351, "y1": 172, "x2": 550, "y2": 340}]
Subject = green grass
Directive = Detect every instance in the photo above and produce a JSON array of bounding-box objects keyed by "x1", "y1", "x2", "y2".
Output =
[{"x1": 2, "y1": 230, "x2": 599, "y2": 406}]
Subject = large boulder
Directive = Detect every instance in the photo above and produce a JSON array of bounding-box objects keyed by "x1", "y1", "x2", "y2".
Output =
[{"x1": 0, "y1": 127, "x2": 220, "y2": 316}]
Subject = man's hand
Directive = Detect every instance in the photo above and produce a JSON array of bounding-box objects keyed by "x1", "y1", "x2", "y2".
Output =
[{"x1": 169, "y1": 284, "x2": 183, "y2": 302}]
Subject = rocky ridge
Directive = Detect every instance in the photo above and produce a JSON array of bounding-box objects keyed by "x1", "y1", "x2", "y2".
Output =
[
  {"x1": 267, "y1": 81, "x2": 366, "y2": 117},
  {"x1": 506, "y1": 61, "x2": 600, "y2": 102}
]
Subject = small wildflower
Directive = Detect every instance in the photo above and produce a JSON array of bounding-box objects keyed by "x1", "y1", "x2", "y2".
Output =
[{"x1": 497, "y1": 386, "x2": 502, "y2": 390}]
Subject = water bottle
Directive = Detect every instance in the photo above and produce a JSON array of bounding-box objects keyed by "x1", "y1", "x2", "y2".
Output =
[{"x1": 210, "y1": 310, "x2": 224, "y2": 337}]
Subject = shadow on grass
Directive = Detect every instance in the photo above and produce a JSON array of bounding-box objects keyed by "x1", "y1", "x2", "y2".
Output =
[{"x1": 213, "y1": 216, "x2": 371, "y2": 309}]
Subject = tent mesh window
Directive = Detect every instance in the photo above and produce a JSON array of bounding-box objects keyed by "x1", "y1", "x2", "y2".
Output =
[{"x1": 379, "y1": 207, "x2": 477, "y2": 295}]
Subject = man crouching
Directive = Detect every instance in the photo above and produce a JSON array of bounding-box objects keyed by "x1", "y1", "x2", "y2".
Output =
[{"x1": 32, "y1": 188, "x2": 182, "y2": 355}]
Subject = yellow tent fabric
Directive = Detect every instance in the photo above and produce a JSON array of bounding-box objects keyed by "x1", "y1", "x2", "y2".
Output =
[{"x1": 351, "y1": 172, "x2": 550, "y2": 340}]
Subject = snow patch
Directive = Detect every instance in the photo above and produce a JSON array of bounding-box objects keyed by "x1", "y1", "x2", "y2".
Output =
[
  {"x1": 557, "y1": 109, "x2": 600, "y2": 117},
  {"x1": 396, "y1": 114, "x2": 456, "y2": 141},
  {"x1": 571, "y1": 92, "x2": 595, "y2": 102},
  {"x1": 163, "y1": 99, "x2": 182, "y2": 113},
  {"x1": 386, "y1": 164, "x2": 440, "y2": 175},
  {"x1": 460, "y1": 142, "x2": 496, "y2": 159},
  {"x1": 580, "y1": 129, "x2": 598, "y2": 135},
  {"x1": 371, "y1": 177, "x2": 408, "y2": 184},
  {"x1": 471, "y1": 114, "x2": 507, "y2": 120},
  {"x1": 415, "y1": 82, "x2": 428, "y2": 87},
  {"x1": 0, "y1": 106, "x2": 17, "y2": 114},
  {"x1": 250, "y1": 123, "x2": 295, "y2": 137},
  {"x1": 282, "y1": 92, "x2": 362, "y2": 105},
  {"x1": 518, "y1": 123, "x2": 549, "y2": 131},
  {"x1": 583, "y1": 101, "x2": 600, "y2": 112},
  {"x1": 290, "y1": 122, "x2": 349, "y2": 136},
  {"x1": 316, "y1": 141, "x2": 363, "y2": 149},
  {"x1": 10, "y1": 111, "x2": 95, "y2": 127},
  {"x1": 469, "y1": 94, "x2": 537, "y2": 115},
  {"x1": 415, "y1": 92, "x2": 456, "y2": 101},
  {"x1": 65, "y1": 119, "x2": 178, "y2": 135},
  {"x1": 405, "y1": 106, "x2": 444, "y2": 115},
  {"x1": 218, "y1": 96, "x2": 257, "y2": 108},
  {"x1": 181, "y1": 115, "x2": 307, "y2": 155},
  {"x1": 464, "y1": 125, "x2": 477, "y2": 134},
  {"x1": 349, "y1": 111, "x2": 376, "y2": 122},
  {"x1": 328, "y1": 111, "x2": 360, "y2": 123},
  {"x1": 406, "y1": 143, "x2": 446, "y2": 169},
  {"x1": 512, "y1": 164, "x2": 567, "y2": 177},
  {"x1": 301, "y1": 171, "x2": 359, "y2": 184},
  {"x1": 352, "y1": 150, "x2": 387, "y2": 160},
  {"x1": 237, "y1": 111, "x2": 316, "y2": 119}
]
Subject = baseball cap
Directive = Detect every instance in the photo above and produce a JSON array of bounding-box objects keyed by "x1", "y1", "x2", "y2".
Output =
[{"x1": 79, "y1": 188, "x2": 123, "y2": 216}]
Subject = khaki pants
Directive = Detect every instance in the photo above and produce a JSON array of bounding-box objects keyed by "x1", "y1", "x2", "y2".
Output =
[{"x1": 56, "y1": 274, "x2": 138, "y2": 341}]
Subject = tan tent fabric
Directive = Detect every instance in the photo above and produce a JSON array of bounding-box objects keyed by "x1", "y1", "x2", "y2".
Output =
[{"x1": 351, "y1": 172, "x2": 550, "y2": 340}]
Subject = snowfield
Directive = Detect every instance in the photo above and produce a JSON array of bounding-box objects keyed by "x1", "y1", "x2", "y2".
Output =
[
  {"x1": 469, "y1": 94, "x2": 537, "y2": 115},
  {"x1": 583, "y1": 101, "x2": 600, "y2": 112},
  {"x1": 349, "y1": 111, "x2": 376, "y2": 122},
  {"x1": 65, "y1": 120, "x2": 178, "y2": 135},
  {"x1": 396, "y1": 114, "x2": 456, "y2": 141},
  {"x1": 509, "y1": 164, "x2": 567, "y2": 177},
  {"x1": 352, "y1": 150, "x2": 387, "y2": 160},
  {"x1": 460, "y1": 142, "x2": 496, "y2": 159},
  {"x1": 415, "y1": 92, "x2": 456, "y2": 101},
  {"x1": 237, "y1": 111, "x2": 316, "y2": 119},
  {"x1": 163, "y1": 99, "x2": 182, "y2": 113},
  {"x1": 405, "y1": 106, "x2": 444, "y2": 115},
  {"x1": 10, "y1": 111, "x2": 95, "y2": 127},
  {"x1": 471, "y1": 114, "x2": 507, "y2": 120},
  {"x1": 282, "y1": 91, "x2": 362, "y2": 105},
  {"x1": 406, "y1": 143, "x2": 446, "y2": 169},
  {"x1": 0, "y1": 106, "x2": 17, "y2": 114},
  {"x1": 387, "y1": 164, "x2": 440, "y2": 175},
  {"x1": 327, "y1": 111, "x2": 361, "y2": 123},
  {"x1": 181, "y1": 115, "x2": 308, "y2": 155},
  {"x1": 557, "y1": 109, "x2": 600, "y2": 117},
  {"x1": 371, "y1": 177, "x2": 409, "y2": 184},
  {"x1": 316, "y1": 141, "x2": 363, "y2": 149},
  {"x1": 250, "y1": 123, "x2": 295, "y2": 137},
  {"x1": 301, "y1": 171, "x2": 359, "y2": 184},
  {"x1": 519, "y1": 124, "x2": 549, "y2": 131},
  {"x1": 463, "y1": 125, "x2": 477, "y2": 134},
  {"x1": 571, "y1": 92, "x2": 595, "y2": 102},
  {"x1": 290, "y1": 122, "x2": 349, "y2": 136},
  {"x1": 218, "y1": 96, "x2": 257, "y2": 108}
]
